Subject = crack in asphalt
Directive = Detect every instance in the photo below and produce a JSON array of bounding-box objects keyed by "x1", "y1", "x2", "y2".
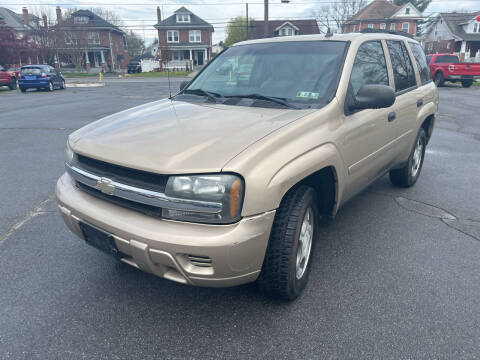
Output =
[
  {"x1": 369, "y1": 190, "x2": 480, "y2": 242},
  {"x1": 0, "y1": 194, "x2": 55, "y2": 247}
]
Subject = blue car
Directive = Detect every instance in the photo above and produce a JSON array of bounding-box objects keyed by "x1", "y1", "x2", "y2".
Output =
[{"x1": 18, "y1": 65, "x2": 66, "y2": 92}]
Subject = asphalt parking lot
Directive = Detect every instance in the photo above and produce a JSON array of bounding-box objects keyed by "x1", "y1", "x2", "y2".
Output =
[{"x1": 1, "y1": 79, "x2": 479, "y2": 359}]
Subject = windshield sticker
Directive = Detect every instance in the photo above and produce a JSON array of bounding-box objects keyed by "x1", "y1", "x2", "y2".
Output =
[{"x1": 296, "y1": 91, "x2": 320, "y2": 99}]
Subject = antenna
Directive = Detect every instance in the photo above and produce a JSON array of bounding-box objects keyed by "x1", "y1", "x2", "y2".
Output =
[{"x1": 167, "y1": 64, "x2": 172, "y2": 99}]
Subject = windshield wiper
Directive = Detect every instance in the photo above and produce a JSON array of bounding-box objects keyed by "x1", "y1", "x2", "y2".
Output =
[
  {"x1": 225, "y1": 94, "x2": 299, "y2": 109},
  {"x1": 182, "y1": 88, "x2": 223, "y2": 103}
]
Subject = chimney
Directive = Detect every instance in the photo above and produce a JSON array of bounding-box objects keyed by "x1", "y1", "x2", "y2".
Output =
[
  {"x1": 157, "y1": 6, "x2": 162, "y2": 22},
  {"x1": 22, "y1": 7, "x2": 29, "y2": 26},
  {"x1": 42, "y1": 14, "x2": 48, "y2": 29},
  {"x1": 56, "y1": 6, "x2": 62, "y2": 25}
]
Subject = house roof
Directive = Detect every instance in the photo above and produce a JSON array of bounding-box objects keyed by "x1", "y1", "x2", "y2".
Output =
[
  {"x1": 440, "y1": 12, "x2": 480, "y2": 41},
  {"x1": 349, "y1": 0, "x2": 400, "y2": 21},
  {"x1": 247, "y1": 19, "x2": 319, "y2": 39},
  {"x1": 55, "y1": 9, "x2": 125, "y2": 34},
  {"x1": 0, "y1": 7, "x2": 39, "y2": 31},
  {"x1": 154, "y1": 7, "x2": 213, "y2": 30}
]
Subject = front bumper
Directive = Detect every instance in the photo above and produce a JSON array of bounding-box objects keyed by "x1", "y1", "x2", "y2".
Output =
[
  {"x1": 56, "y1": 173, "x2": 275, "y2": 287},
  {"x1": 446, "y1": 75, "x2": 480, "y2": 81}
]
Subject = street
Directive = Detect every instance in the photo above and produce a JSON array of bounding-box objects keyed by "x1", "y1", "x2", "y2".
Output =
[{"x1": 1, "y1": 79, "x2": 479, "y2": 359}]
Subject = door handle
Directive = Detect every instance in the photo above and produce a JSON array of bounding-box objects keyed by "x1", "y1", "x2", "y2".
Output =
[
  {"x1": 388, "y1": 112, "x2": 396, "y2": 122},
  {"x1": 417, "y1": 99, "x2": 423, "y2": 107}
]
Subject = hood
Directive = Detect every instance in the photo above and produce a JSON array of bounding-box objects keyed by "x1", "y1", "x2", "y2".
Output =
[{"x1": 70, "y1": 99, "x2": 313, "y2": 174}]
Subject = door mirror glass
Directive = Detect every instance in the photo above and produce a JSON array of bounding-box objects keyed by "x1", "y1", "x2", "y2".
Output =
[{"x1": 353, "y1": 84, "x2": 395, "y2": 110}]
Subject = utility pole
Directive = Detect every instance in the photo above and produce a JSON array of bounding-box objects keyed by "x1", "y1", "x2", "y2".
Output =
[
  {"x1": 264, "y1": 0, "x2": 268, "y2": 37},
  {"x1": 246, "y1": 3, "x2": 249, "y2": 40}
]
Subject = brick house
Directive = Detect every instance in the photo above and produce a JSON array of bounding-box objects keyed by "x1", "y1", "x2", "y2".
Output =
[
  {"x1": 154, "y1": 7, "x2": 214, "y2": 70},
  {"x1": 247, "y1": 19, "x2": 320, "y2": 39},
  {"x1": 342, "y1": 0, "x2": 422, "y2": 36},
  {"x1": 423, "y1": 12, "x2": 480, "y2": 61},
  {"x1": 52, "y1": 8, "x2": 129, "y2": 72}
]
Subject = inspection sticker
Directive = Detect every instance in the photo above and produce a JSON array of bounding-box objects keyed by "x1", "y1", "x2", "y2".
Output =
[{"x1": 296, "y1": 91, "x2": 320, "y2": 99}]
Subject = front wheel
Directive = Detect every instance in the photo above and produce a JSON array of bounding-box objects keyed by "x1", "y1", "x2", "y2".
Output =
[
  {"x1": 48, "y1": 81, "x2": 54, "y2": 91},
  {"x1": 257, "y1": 186, "x2": 318, "y2": 300},
  {"x1": 8, "y1": 78, "x2": 17, "y2": 90},
  {"x1": 462, "y1": 80, "x2": 473, "y2": 88},
  {"x1": 434, "y1": 72, "x2": 444, "y2": 87},
  {"x1": 390, "y1": 128, "x2": 427, "y2": 188},
  {"x1": 60, "y1": 80, "x2": 66, "y2": 89},
  {"x1": 20, "y1": 87, "x2": 26, "y2": 93}
]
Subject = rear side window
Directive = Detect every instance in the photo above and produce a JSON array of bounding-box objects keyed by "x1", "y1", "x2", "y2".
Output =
[
  {"x1": 409, "y1": 43, "x2": 432, "y2": 85},
  {"x1": 434, "y1": 55, "x2": 459, "y2": 63},
  {"x1": 387, "y1": 40, "x2": 416, "y2": 92},
  {"x1": 349, "y1": 41, "x2": 389, "y2": 96}
]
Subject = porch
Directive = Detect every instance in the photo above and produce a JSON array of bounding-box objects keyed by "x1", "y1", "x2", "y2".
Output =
[
  {"x1": 162, "y1": 45, "x2": 210, "y2": 71},
  {"x1": 455, "y1": 40, "x2": 480, "y2": 62},
  {"x1": 54, "y1": 47, "x2": 120, "y2": 73}
]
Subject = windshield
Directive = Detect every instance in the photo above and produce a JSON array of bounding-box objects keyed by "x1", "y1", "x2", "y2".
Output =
[{"x1": 179, "y1": 40, "x2": 348, "y2": 109}]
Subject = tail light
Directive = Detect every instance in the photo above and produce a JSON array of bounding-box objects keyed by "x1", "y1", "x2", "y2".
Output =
[{"x1": 41, "y1": 73, "x2": 47, "y2": 78}]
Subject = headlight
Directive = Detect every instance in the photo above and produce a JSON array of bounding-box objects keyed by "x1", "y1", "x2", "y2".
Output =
[
  {"x1": 65, "y1": 140, "x2": 74, "y2": 165},
  {"x1": 163, "y1": 174, "x2": 244, "y2": 224}
]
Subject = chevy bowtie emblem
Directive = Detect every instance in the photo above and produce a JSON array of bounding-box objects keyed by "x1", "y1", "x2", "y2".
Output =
[{"x1": 96, "y1": 177, "x2": 115, "y2": 195}]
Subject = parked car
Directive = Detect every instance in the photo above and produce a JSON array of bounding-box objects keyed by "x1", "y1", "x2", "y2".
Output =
[
  {"x1": 0, "y1": 65, "x2": 18, "y2": 90},
  {"x1": 127, "y1": 60, "x2": 142, "y2": 74},
  {"x1": 8, "y1": 67, "x2": 21, "y2": 78},
  {"x1": 427, "y1": 53, "x2": 480, "y2": 88},
  {"x1": 56, "y1": 32, "x2": 438, "y2": 300},
  {"x1": 18, "y1": 65, "x2": 66, "y2": 92}
]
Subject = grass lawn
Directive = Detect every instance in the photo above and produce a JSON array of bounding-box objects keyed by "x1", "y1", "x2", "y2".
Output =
[
  {"x1": 473, "y1": 81, "x2": 480, "y2": 86},
  {"x1": 128, "y1": 71, "x2": 192, "y2": 77}
]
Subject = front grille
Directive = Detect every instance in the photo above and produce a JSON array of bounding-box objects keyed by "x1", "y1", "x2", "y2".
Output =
[
  {"x1": 76, "y1": 181, "x2": 163, "y2": 218},
  {"x1": 75, "y1": 154, "x2": 168, "y2": 193}
]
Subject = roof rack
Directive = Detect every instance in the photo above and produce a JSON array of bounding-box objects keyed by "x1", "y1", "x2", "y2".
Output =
[{"x1": 360, "y1": 28, "x2": 414, "y2": 39}]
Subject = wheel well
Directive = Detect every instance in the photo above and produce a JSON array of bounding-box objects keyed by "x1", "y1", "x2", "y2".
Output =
[
  {"x1": 285, "y1": 166, "x2": 337, "y2": 221},
  {"x1": 421, "y1": 114, "x2": 435, "y2": 144}
]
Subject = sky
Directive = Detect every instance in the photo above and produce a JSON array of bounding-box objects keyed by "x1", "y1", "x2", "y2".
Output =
[{"x1": 3, "y1": 0, "x2": 480, "y2": 45}]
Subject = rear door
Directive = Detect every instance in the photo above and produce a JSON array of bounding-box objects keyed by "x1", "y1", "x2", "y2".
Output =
[
  {"x1": 385, "y1": 40, "x2": 419, "y2": 161},
  {"x1": 341, "y1": 40, "x2": 397, "y2": 198}
]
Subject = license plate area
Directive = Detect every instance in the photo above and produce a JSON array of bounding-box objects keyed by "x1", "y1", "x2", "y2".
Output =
[
  {"x1": 79, "y1": 221, "x2": 123, "y2": 259},
  {"x1": 25, "y1": 76, "x2": 36, "y2": 80}
]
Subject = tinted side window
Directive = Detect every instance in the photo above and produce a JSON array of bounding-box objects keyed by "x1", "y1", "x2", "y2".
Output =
[
  {"x1": 350, "y1": 41, "x2": 389, "y2": 96},
  {"x1": 387, "y1": 40, "x2": 416, "y2": 92},
  {"x1": 409, "y1": 43, "x2": 432, "y2": 85},
  {"x1": 434, "y1": 55, "x2": 459, "y2": 63}
]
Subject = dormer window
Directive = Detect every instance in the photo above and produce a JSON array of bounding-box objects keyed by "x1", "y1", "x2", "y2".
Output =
[
  {"x1": 280, "y1": 26, "x2": 294, "y2": 36},
  {"x1": 74, "y1": 16, "x2": 89, "y2": 24},
  {"x1": 176, "y1": 14, "x2": 190, "y2": 23},
  {"x1": 406, "y1": 7, "x2": 410, "y2": 15}
]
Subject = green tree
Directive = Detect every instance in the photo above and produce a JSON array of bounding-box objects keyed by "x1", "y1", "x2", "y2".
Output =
[
  {"x1": 125, "y1": 31, "x2": 145, "y2": 57},
  {"x1": 224, "y1": 16, "x2": 247, "y2": 47},
  {"x1": 393, "y1": 0, "x2": 431, "y2": 13}
]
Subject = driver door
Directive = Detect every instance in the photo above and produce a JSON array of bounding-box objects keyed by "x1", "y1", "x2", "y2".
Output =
[{"x1": 340, "y1": 40, "x2": 398, "y2": 200}]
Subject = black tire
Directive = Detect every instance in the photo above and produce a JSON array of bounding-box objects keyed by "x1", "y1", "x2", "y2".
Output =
[
  {"x1": 434, "y1": 72, "x2": 444, "y2": 87},
  {"x1": 257, "y1": 185, "x2": 318, "y2": 300},
  {"x1": 60, "y1": 80, "x2": 66, "y2": 89},
  {"x1": 390, "y1": 127, "x2": 427, "y2": 188},
  {"x1": 20, "y1": 87, "x2": 26, "y2": 93},
  {"x1": 48, "y1": 81, "x2": 54, "y2": 91},
  {"x1": 8, "y1": 78, "x2": 17, "y2": 90},
  {"x1": 461, "y1": 80, "x2": 473, "y2": 88}
]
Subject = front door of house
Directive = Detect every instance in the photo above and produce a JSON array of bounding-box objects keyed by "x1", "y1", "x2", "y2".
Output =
[{"x1": 197, "y1": 51, "x2": 204, "y2": 66}]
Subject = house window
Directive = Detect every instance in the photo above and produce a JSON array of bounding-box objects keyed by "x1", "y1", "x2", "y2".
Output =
[
  {"x1": 172, "y1": 50, "x2": 185, "y2": 61},
  {"x1": 353, "y1": 25, "x2": 357, "y2": 32},
  {"x1": 406, "y1": 7, "x2": 411, "y2": 15},
  {"x1": 176, "y1": 14, "x2": 190, "y2": 23},
  {"x1": 390, "y1": 23, "x2": 396, "y2": 30},
  {"x1": 167, "y1": 30, "x2": 179, "y2": 43},
  {"x1": 74, "y1": 16, "x2": 89, "y2": 24},
  {"x1": 123, "y1": 35, "x2": 127, "y2": 49},
  {"x1": 447, "y1": 42, "x2": 451, "y2": 49},
  {"x1": 88, "y1": 31, "x2": 100, "y2": 45},
  {"x1": 402, "y1": 22, "x2": 409, "y2": 33},
  {"x1": 280, "y1": 26, "x2": 294, "y2": 36},
  {"x1": 368, "y1": 24, "x2": 374, "y2": 29},
  {"x1": 64, "y1": 32, "x2": 74, "y2": 45},
  {"x1": 380, "y1": 23, "x2": 386, "y2": 30},
  {"x1": 189, "y1": 30, "x2": 201, "y2": 42}
]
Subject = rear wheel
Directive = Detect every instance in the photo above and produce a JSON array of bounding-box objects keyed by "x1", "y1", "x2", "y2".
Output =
[
  {"x1": 20, "y1": 87, "x2": 26, "y2": 93},
  {"x1": 257, "y1": 186, "x2": 318, "y2": 300},
  {"x1": 48, "y1": 81, "x2": 54, "y2": 91},
  {"x1": 8, "y1": 78, "x2": 17, "y2": 90},
  {"x1": 390, "y1": 128, "x2": 427, "y2": 188},
  {"x1": 434, "y1": 72, "x2": 444, "y2": 87},
  {"x1": 461, "y1": 80, "x2": 473, "y2": 88},
  {"x1": 60, "y1": 80, "x2": 66, "y2": 89}
]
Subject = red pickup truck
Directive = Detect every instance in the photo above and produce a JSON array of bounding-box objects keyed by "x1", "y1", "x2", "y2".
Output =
[
  {"x1": 427, "y1": 54, "x2": 480, "y2": 88},
  {"x1": 0, "y1": 65, "x2": 18, "y2": 90}
]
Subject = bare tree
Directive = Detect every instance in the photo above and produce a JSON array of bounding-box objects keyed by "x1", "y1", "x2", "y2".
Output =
[{"x1": 313, "y1": 0, "x2": 368, "y2": 33}]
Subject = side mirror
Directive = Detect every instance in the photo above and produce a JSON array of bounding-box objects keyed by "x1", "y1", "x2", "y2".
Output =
[
  {"x1": 353, "y1": 84, "x2": 395, "y2": 110},
  {"x1": 180, "y1": 81, "x2": 189, "y2": 91}
]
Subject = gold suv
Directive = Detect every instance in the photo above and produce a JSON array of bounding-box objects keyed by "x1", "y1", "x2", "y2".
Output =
[{"x1": 56, "y1": 32, "x2": 438, "y2": 299}]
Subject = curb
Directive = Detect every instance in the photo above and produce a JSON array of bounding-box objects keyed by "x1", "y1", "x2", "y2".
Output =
[{"x1": 66, "y1": 83, "x2": 105, "y2": 88}]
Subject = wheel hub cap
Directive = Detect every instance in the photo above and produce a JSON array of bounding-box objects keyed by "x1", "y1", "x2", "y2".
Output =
[
  {"x1": 411, "y1": 137, "x2": 423, "y2": 178},
  {"x1": 296, "y1": 207, "x2": 314, "y2": 279}
]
